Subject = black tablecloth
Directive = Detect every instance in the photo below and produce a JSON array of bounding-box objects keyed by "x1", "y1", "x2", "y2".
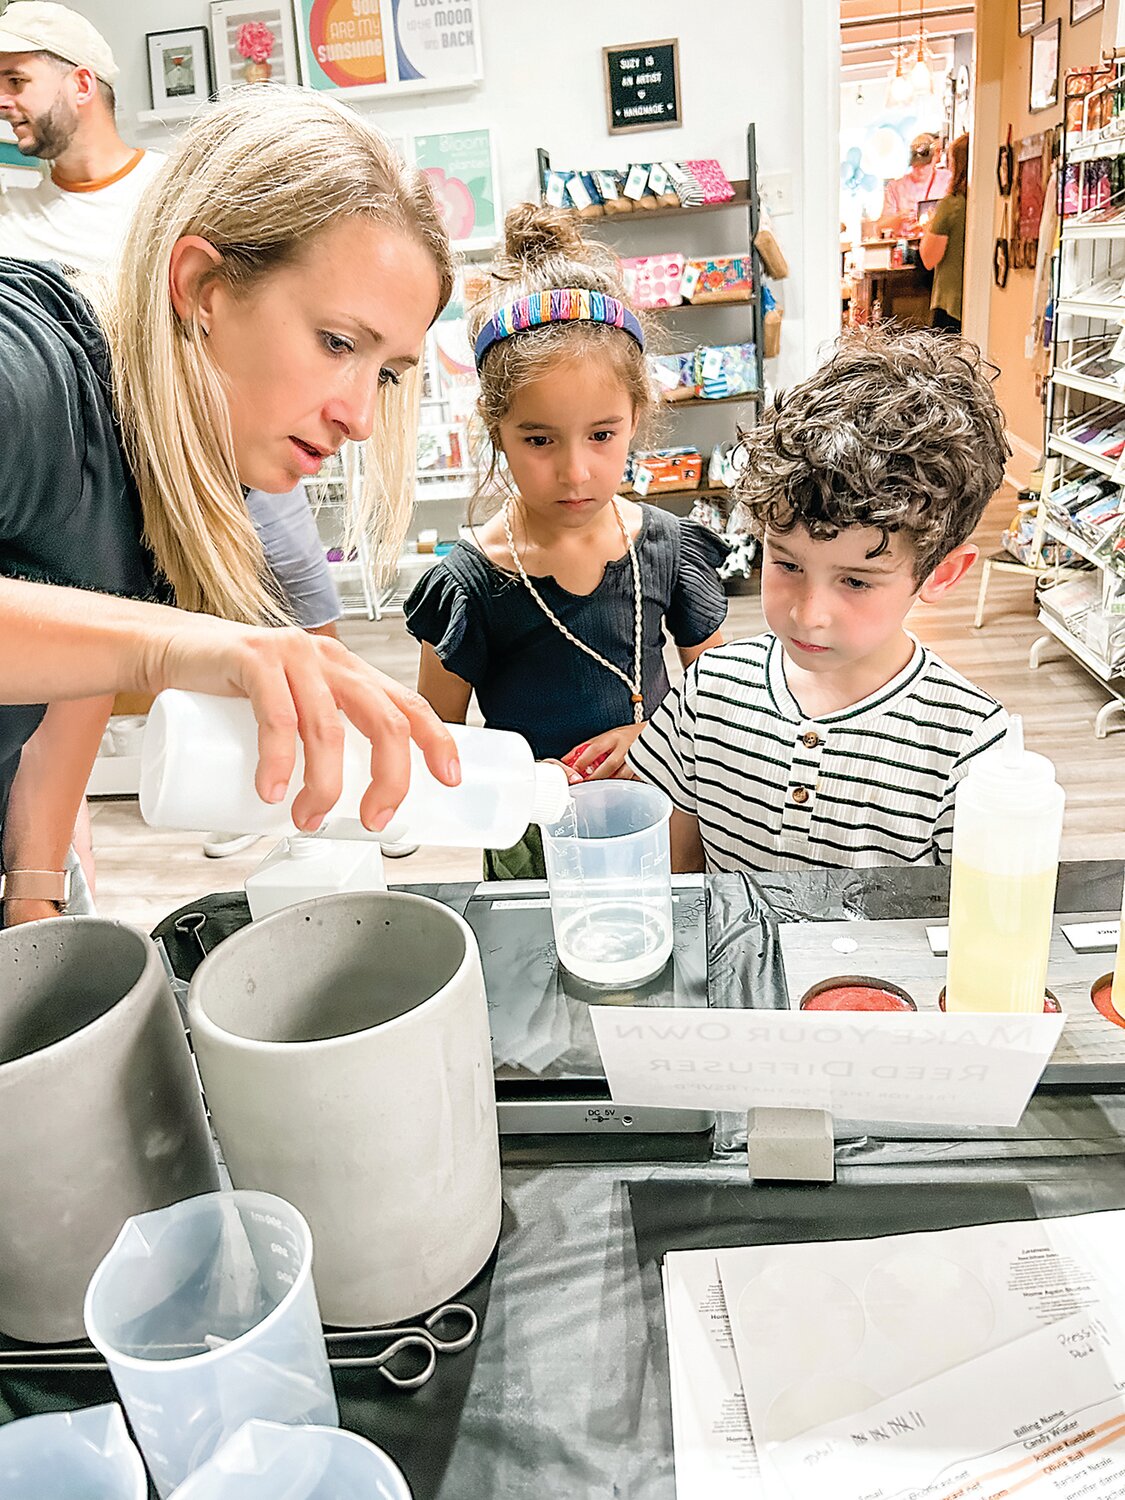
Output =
[{"x1": 6, "y1": 863, "x2": 1125, "y2": 1499}]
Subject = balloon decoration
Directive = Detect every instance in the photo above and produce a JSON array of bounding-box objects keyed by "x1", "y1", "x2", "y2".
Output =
[{"x1": 840, "y1": 146, "x2": 878, "y2": 198}]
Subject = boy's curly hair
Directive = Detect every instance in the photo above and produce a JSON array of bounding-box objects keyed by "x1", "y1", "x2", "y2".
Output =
[{"x1": 736, "y1": 327, "x2": 1011, "y2": 582}]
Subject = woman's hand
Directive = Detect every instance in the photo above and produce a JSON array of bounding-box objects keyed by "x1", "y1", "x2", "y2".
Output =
[
  {"x1": 0, "y1": 577, "x2": 459, "y2": 835},
  {"x1": 152, "y1": 620, "x2": 460, "y2": 834},
  {"x1": 561, "y1": 723, "x2": 646, "y2": 782}
]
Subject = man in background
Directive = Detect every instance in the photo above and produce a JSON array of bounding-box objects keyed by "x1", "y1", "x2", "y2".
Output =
[
  {"x1": 878, "y1": 132, "x2": 951, "y2": 237},
  {"x1": 0, "y1": 1, "x2": 165, "y2": 275}
]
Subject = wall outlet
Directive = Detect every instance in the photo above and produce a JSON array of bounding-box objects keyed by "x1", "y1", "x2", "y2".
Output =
[{"x1": 759, "y1": 171, "x2": 794, "y2": 217}]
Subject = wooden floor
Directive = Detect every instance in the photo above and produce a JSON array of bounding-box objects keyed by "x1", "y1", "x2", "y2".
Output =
[{"x1": 91, "y1": 486, "x2": 1125, "y2": 931}]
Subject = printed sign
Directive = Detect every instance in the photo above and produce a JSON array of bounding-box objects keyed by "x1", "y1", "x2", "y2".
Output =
[
  {"x1": 414, "y1": 128, "x2": 498, "y2": 250},
  {"x1": 392, "y1": 0, "x2": 479, "y2": 85},
  {"x1": 603, "y1": 38, "x2": 681, "y2": 135},
  {"x1": 292, "y1": 0, "x2": 387, "y2": 89},
  {"x1": 589, "y1": 1006, "x2": 1064, "y2": 1127},
  {"x1": 292, "y1": 0, "x2": 480, "y2": 98}
]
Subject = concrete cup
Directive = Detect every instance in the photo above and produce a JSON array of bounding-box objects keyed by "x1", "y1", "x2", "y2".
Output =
[
  {"x1": 0, "y1": 918, "x2": 218, "y2": 1342},
  {"x1": 187, "y1": 891, "x2": 501, "y2": 1325}
]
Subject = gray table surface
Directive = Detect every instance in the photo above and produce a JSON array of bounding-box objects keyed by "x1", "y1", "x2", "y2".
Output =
[{"x1": 8, "y1": 865, "x2": 1125, "y2": 1499}]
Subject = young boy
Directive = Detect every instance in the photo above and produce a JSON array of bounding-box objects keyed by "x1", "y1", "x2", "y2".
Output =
[{"x1": 627, "y1": 328, "x2": 1010, "y2": 872}]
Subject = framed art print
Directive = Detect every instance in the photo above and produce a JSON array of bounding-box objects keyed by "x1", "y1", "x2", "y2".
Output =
[
  {"x1": 209, "y1": 1, "x2": 301, "y2": 92},
  {"x1": 292, "y1": 0, "x2": 481, "y2": 101},
  {"x1": 1071, "y1": 0, "x2": 1105, "y2": 23},
  {"x1": 1018, "y1": 1, "x2": 1044, "y2": 35},
  {"x1": 147, "y1": 27, "x2": 212, "y2": 110},
  {"x1": 413, "y1": 127, "x2": 499, "y2": 252},
  {"x1": 1029, "y1": 19, "x2": 1060, "y2": 114}
]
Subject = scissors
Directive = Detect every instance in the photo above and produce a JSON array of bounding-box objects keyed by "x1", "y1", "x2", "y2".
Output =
[{"x1": 0, "y1": 1302, "x2": 478, "y2": 1393}]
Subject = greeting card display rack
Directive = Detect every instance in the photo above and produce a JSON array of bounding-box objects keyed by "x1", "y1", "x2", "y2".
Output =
[{"x1": 1039, "y1": 58, "x2": 1125, "y2": 734}]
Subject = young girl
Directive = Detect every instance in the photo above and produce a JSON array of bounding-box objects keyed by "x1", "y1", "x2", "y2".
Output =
[{"x1": 405, "y1": 205, "x2": 727, "y2": 878}]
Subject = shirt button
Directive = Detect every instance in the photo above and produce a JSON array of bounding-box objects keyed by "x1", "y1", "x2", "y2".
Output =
[
  {"x1": 802, "y1": 731, "x2": 821, "y2": 749},
  {"x1": 792, "y1": 786, "x2": 811, "y2": 805}
]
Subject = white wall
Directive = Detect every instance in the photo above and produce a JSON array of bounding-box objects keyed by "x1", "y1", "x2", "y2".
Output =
[{"x1": 74, "y1": 0, "x2": 839, "y2": 388}]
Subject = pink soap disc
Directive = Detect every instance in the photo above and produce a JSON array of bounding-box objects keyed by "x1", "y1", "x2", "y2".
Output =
[
  {"x1": 936, "y1": 987, "x2": 1061, "y2": 1015},
  {"x1": 1091, "y1": 975, "x2": 1125, "y2": 1032},
  {"x1": 799, "y1": 976, "x2": 916, "y2": 1013}
]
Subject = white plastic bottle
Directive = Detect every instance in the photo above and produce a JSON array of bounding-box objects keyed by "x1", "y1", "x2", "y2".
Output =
[
  {"x1": 944, "y1": 716, "x2": 1065, "y2": 1014},
  {"x1": 139, "y1": 690, "x2": 570, "y2": 849}
]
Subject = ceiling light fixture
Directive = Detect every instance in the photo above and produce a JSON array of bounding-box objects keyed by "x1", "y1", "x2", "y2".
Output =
[
  {"x1": 908, "y1": 0, "x2": 936, "y2": 96},
  {"x1": 885, "y1": 0, "x2": 914, "y2": 107}
]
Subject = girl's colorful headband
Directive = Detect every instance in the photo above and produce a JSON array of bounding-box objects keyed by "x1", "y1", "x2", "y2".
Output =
[{"x1": 473, "y1": 288, "x2": 644, "y2": 369}]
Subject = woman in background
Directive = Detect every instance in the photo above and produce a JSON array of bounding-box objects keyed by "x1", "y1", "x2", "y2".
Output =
[{"x1": 920, "y1": 132, "x2": 969, "y2": 335}]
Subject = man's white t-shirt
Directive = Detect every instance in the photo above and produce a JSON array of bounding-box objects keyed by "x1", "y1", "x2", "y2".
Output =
[{"x1": 0, "y1": 147, "x2": 166, "y2": 276}]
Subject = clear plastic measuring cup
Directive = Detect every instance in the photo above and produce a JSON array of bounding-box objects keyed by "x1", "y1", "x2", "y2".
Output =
[
  {"x1": 541, "y1": 781, "x2": 674, "y2": 988},
  {"x1": 168, "y1": 1419, "x2": 412, "y2": 1499},
  {"x1": 84, "y1": 1191, "x2": 337, "y2": 1498},
  {"x1": 0, "y1": 1403, "x2": 146, "y2": 1500}
]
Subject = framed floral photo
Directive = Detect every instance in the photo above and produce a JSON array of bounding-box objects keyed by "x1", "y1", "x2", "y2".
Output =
[
  {"x1": 413, "y1": 128, "x2": 500, "y2": 253},
  {"x1": 146, "y1": 27, "x2": 212, "y2": 111},
  {"x1": 209, "y1": 1, "x2": 301, "y2": 92},
  {"x1": 1029, "y1": 19, "x2": 1060, "y2": 114}
]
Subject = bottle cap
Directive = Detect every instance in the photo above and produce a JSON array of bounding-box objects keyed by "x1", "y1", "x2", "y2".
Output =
[
  {"x1": 960, "y1": 715, "x2": 1058, "y2": 811},
  {"x1": 530, "y1": 762, "x2": 571, "y2": 826}
]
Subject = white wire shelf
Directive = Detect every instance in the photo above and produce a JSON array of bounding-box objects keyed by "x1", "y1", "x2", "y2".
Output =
[
  {"x1": 1057, "y1": 296, "x2": 1125, "y2": 322},
  {"x1": 1067, "y1": 131, "x2": 1125, "y2": 164},
  {"x1": 1050, "y1": 366, "x2": 1125, "y2": 403},
  {"x1": 1036, "y1": 609, "x2": 1122, "y2": 682},
  {"x1": 1048, "y1": 433, "x2": 1124, "y2": 479},
  {"x1": 1041, "y1": 516, "x2": 1111, "y2": 571},
  {"x1": 1065, "y1": 218, "x2": 1125, "y2": 240}
]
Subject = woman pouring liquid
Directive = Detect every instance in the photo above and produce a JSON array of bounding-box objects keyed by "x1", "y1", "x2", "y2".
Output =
[{"x1": 0, "y1": 87, "x2": 460, "y2": 926}]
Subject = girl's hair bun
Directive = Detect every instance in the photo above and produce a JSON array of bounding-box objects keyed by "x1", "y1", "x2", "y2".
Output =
[{"x1": 502, "y1": 202, "x2": 590, "y2": 266}]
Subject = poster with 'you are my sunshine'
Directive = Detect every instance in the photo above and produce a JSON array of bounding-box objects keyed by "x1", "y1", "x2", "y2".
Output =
[{"x1": 291, "y1": 0, "x2": 482, "y2": 98}]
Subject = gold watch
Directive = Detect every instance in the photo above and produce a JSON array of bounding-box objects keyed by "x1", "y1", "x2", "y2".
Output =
[{"x1": 0, "y1": 869, "x2": 72, "y2": 912}]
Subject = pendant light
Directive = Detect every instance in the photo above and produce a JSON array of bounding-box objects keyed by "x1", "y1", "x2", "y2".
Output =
[
  {"x1": 908, "y1": 0, "x2": 936, "y2": 96},
  {"x1": 886, "y1": 0, "x2": 913, "y2": 107}
]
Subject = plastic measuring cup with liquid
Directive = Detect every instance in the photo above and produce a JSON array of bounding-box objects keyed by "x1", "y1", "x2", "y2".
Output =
[
  {"x1": 0, "y1": 1403, "x2": 146, "y2": 1500},
  {"x1": 84, "y1": 1190, "x2": 337, "y2": 1498},
  {"x1": 542, "y1": 780, "x2": 674, "y2": 988},
  {"x1": 168, "y1": 1420, "x2": 412, "y2": 1499}
]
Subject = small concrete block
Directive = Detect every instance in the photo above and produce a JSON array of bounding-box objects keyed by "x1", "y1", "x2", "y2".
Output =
[{"x1": 746, "y1": 1107, "x2": 835, "y2": 1183}]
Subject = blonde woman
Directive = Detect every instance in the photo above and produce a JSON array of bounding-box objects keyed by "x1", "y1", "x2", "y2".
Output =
[{"x1": 0, "y1": 87, "x2": 458, "y2": 926}]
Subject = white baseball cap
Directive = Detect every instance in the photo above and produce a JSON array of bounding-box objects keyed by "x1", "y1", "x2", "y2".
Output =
[{"x1": 0, "y1": 2, "x2": 118, "y2": 84}]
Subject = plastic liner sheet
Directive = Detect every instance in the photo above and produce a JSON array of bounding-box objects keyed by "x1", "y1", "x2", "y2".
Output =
[{"x1": 6, "y1": 1141, "x2": 1125, "y2": 1495}]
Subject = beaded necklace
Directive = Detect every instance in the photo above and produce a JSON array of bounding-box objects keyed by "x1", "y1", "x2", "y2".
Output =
[{"x1": 502, "y1": 497, "x2": 645, "y2": 724}]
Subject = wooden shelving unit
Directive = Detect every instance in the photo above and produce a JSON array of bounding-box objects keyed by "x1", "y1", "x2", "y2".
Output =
[{"x1": 536, "y1": 126, "x2": 767, "y2": 510}]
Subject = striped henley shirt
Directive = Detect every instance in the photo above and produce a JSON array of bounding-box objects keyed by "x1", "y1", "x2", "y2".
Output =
[{"x1": 627, "y1": 632, "x2": 1007, "y2": 872}]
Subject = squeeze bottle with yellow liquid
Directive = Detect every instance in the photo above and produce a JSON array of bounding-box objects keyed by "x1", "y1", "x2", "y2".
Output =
[
  {"x1": 944, "y1": 716, "x2": 1065, "y2": 1014},
  {"x1": 1109, "y1": 868, "x2": 1125, "y2": 1019}
]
